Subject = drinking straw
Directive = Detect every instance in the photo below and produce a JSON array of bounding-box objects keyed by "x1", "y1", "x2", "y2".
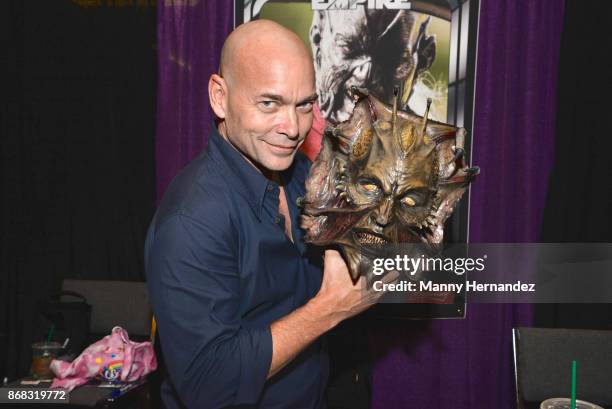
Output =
[
  {"x1": 46, "y1": 324, "x2": 55, "y2": 342},
  {"x1": 571, "y1": 360, "x2": 577, "y2": 409}
]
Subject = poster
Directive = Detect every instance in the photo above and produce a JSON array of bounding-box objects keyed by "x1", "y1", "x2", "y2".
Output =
[{"x1": 235, "y1": 0, "x2": 480, "y2": 318}]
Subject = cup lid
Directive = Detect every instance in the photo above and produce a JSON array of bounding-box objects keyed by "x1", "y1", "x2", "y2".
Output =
[
  {"x1": 541, "y1": 398, "x2": 604, "y2": 409},
  {"x1": 31, "y1": 341, "x2": 63, "y2": 349}
]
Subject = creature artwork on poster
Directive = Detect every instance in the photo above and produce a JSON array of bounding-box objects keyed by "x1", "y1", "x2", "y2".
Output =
[
  {"x1": 310, "y1": 8, "x2": 437, "y2": 123},
  {"x1": 300, "y1": 85, "x2": 478, "y2": 280}
]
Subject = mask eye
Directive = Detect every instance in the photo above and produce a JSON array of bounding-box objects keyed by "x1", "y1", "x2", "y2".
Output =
[
  {"x1": 401, "y1": 196, "x2": 416, "y2": 207},
  {"x1": 400, "y1": 190, "x2": 427, "y2": 207},
  {"x1": 359, "y1": 180, "x2": 380, "y2": 193}
]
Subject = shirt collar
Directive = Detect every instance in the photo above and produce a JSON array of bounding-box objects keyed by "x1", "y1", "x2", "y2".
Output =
[{"x1": 207, "y1": 125, "x2": 279, "y2": 221}]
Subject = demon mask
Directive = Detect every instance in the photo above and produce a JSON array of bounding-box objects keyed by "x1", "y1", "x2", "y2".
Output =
[{"x1": 301, "y1": 87, "x2": 479, "y2": 280}]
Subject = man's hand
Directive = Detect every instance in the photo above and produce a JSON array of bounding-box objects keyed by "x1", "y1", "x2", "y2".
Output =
[
  {"x1": 267, "y1": 249, "x2": 397, "y2": 379},
  {"x1": 310, "y1": 249, "x2": 398, "y2": 328}
]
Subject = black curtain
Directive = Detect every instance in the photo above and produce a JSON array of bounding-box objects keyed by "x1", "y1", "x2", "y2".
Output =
[
  {"x1": 1, "y1": 0, "x2": 156, "y2": 379},
  {"x1": 536, "y1": 0, "x2": 612, "y2": 329}
]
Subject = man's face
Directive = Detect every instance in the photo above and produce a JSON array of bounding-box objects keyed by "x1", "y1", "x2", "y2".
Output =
[{"x1": 222, "y1": 57, "x2": 317, "y2": 172}]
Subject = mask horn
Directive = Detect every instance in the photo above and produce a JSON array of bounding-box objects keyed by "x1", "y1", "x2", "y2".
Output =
[
  {"x1": 421, "y1": 98, "x2": 432, "y2": 136},
  {"x1": 392, "y1": 86, "x2": 399, "y2": 141}
]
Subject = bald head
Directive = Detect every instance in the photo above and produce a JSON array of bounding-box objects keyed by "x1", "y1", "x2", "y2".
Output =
[
  {"x1": 219, "y1": 20, "x2": 312, "y2": 87},
  {"x1": 208, "y1": 19, "x2": 317, "y2": 173}
]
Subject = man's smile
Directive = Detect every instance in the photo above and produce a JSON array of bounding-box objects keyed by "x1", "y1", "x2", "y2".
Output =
[{"x1": 264, "y1": 141, "x2": 298, "y2": 154}]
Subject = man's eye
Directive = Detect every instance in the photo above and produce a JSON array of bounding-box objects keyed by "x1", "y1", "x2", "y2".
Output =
[
  {"x1": 298, "y1": 102, "x2": 313, "y2": 112},
  {"x1": 259, "y1": 101, "x2": 276, "y2": 109}
]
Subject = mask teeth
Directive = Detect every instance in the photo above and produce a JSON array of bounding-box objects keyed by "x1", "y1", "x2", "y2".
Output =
[{"x1": 357, "y1": 232, "x2": 387, "y2": 248}]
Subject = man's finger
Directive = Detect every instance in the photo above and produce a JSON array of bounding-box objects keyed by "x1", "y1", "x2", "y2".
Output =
[{"x1": 362, "y1": 270, "x2": 401, "y2": 301}]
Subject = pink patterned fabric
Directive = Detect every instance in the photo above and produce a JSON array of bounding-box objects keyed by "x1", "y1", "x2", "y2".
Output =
[{"x1": 50, "y1": 326, "x2": 157, "y2": 391}]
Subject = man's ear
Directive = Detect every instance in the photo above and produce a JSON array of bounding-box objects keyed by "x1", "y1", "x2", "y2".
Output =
[{"x1": 208, "y1": 74, "x2": 227, "y2": 119}]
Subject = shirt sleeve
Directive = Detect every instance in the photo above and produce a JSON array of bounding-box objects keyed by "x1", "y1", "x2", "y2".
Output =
[{"x1": 145, "y1": 210, "x2": 272, "y2": 409}]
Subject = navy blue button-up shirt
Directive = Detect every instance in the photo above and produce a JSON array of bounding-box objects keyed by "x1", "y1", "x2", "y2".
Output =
[{"x1": 145, "y1": 126, "x2": 328, "y2": 409}]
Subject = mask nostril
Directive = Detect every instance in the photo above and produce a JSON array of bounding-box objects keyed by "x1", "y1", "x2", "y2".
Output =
[{"x1": 371, "y1": 213, "x2": 388, "y2": 228}]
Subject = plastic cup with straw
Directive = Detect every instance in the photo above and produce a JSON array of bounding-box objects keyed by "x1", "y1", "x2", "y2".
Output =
[{"x1": 31, "y1": 325, "x2": 61, "y2": 379}]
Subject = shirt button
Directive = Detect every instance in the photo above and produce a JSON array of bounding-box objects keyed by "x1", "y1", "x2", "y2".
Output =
[
  {"x1": 274, "y1": 216, "x2": 281, "y2": 224},
  {"x1": 296, "y1": 196, "x2": 304, "y2": 207},
  {"x1": 267, "y1": 184, "x2": 275, "y2": 192}
]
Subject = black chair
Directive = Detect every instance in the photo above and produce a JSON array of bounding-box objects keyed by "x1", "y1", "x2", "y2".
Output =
[
  {"x1": 513, "y1": 327, "x2": 612, "y2": 409},
  {"x1": 62, "y1": 280, "x2": 152, "y2": 343}
]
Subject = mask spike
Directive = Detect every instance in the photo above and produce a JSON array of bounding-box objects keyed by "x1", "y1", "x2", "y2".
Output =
[
  {"x1": 392, "y1": 86, "x2": 399, "y2": 141},
  {"x1": 421, "y1": 98, "x2": 432, "y2": 135}
]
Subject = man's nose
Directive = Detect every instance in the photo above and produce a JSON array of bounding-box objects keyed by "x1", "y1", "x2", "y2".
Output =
[
  {"x1": 371, "y1": 196, "x2": 394, "y2": 228},
  {"x1": 279, "y1": 107, "x2": 299, "y2": 140}
]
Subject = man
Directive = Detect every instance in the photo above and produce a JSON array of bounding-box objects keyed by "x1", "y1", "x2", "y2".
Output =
[{"x1": 145, "y1": 20, "x2": 391, "y2": 409}]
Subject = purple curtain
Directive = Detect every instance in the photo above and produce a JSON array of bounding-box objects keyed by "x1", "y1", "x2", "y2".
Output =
[
  {"x1": 370, "y1": 1, "x2": 564, "y2": 408},
  {"x1": 156, "y1": 0, "x2": 564, "y2": 407},
  {"x1": 156, "y1": 0, "x2": 233, "y2": 203}
]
